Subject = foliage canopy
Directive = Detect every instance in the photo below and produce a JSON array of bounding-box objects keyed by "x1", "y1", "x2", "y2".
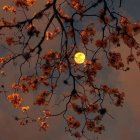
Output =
[{"x1": 0, "y1": 0, "x2": 140, "y2": 139}]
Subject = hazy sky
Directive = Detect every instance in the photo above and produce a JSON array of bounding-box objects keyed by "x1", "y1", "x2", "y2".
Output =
[{"x1": 0, "y1": 0, "x2": 140, "y2": 140}]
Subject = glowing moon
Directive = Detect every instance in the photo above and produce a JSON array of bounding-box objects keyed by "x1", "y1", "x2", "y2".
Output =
[{"x1": 74, "y1": 52, "x2": 86, "y2": 64}]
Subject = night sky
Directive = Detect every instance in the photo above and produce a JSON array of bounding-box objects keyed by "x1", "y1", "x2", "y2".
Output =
[{"x1": 0, "y1": 0, "x2": 140, "y2": 140}]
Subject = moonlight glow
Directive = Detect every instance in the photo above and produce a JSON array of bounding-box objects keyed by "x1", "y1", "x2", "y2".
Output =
[{"x1": 74, "y1": 52, "x2": 86, "y2": 64}]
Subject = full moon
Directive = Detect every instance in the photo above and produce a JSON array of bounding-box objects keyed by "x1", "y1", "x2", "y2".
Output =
[{"x1": 74, "y1": 52, "x2": 86, "y2": 64}]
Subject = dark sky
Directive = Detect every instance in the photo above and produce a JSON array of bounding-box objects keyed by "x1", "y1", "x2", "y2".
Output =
[
  {"x1": 0, "y1": 0, "x2": 140, "y2": 140},
  {"x1": 123, "y1": 0, "x2": 140, "y2": 20}
]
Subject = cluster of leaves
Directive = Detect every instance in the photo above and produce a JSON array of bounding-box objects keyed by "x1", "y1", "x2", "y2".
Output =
[{"x1": 0, "y1": 0, "x2": 140, "y2": 139}]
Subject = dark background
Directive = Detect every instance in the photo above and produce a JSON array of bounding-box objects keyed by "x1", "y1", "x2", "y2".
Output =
[{"x1": 0, "y1": 0, "x2": 140, "y2": 140}]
